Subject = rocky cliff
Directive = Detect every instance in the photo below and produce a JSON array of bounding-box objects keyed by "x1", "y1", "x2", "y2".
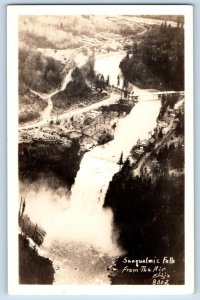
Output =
[{"x1": 19, "y1": 139, "x2": 82, "y2": 188}]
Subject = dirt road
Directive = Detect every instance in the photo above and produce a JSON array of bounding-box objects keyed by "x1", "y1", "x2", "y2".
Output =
[{"x1": 19, "y1": 92, "x2": 121, "y2": 130}]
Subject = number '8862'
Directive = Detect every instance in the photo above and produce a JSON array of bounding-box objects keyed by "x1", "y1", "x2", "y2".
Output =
[{"x1": 152, "y1": 279, "x2": 169, "y2": 285}]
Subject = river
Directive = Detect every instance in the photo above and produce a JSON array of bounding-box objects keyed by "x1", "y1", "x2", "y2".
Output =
[{"x1": 24, "y1": 52, "x2": 161, "y2": 285}]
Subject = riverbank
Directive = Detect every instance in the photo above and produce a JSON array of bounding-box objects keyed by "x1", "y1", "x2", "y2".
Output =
[{"x1": 19, "y1": 234, "x2": 55, "y2": 284}]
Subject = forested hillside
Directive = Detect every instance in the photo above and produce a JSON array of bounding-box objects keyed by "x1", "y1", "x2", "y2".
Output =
[
  {"x1": 120, "y1": 23, "x2": 184, "y2": 90},
  {"x1": 19, "y1": 48, "x2": 65, "y2": 124}
]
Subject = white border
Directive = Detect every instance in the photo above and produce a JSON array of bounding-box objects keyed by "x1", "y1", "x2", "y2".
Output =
[{"x1": 7, "y1": 5, "x2": 194, "y2": 295}]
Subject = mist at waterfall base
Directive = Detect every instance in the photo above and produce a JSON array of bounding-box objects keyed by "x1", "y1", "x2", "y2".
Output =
[{"x1": 22, "y1": 180, "x2": 122, "y2": 284}]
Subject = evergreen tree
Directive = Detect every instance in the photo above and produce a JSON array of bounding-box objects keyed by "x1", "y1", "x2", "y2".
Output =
[
  {"x1": 118, "y1": 152, "x2": 123, "y2": 165},
  {"x1": 100, "y1": 74, "x2": 105, "y2": 90},
  {"x1": 117, "y1": 75, "x2": 120, "y2": 86},
  {"x1": 106, "y1": 75, "x2": 110, "y2": 86},
  {"x1": 158, "y1": 129, "x2": 163, "y2": 139},
  {"x1": 95, "y1": 74, "x2": 100, "y2": 90}
]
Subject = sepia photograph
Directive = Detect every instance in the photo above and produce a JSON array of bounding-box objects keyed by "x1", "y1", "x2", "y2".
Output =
[{"x1": 7, "y1": 4, "x2": 194, "y2": 295}]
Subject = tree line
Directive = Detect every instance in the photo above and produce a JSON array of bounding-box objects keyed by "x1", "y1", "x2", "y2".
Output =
[{"x1": 119, "y1": 22, "x2": 184, "y2": 91}]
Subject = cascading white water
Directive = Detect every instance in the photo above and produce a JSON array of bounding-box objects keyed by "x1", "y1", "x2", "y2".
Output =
[
  {"x1": 68, "y1": 91, "x2": 161, "y2": 250},
  {"x1": 70, "y1": 154, "x2": 120, "y2": 213}
]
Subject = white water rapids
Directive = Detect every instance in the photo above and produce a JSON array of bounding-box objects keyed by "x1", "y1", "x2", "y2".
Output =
[{"x1": 24, "y1": 53, "x2": 161, "y2": 284}]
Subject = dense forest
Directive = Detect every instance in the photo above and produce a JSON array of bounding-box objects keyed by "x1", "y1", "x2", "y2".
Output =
[
  {"x1": 51, "y1": 66, "x2": 92, "y2": 111},
  {"x1": 18, "y1": 49, "x2": 65, "y2": 123},
  {"x1": 105, "y1": 154, "x2": 184, "y2": 284},
  {"x1": 51, "y1": 57, "x2": 111, "y2": 112},
  {"x1": 19, "y1": 49, "x2": 64, "y2": 94},
  {"x1": 120, "y1": 22, "x2": 184, "y2": 91}
]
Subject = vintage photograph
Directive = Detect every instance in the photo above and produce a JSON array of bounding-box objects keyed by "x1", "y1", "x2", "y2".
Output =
[{"x1": 7, "y1": 4, "x2": 194, "y2": 294}]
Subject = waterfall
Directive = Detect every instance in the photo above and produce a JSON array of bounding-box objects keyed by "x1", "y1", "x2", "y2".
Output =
[
  {"x1": 68, "y1": 151, "x2": 121, "y2": 255},
  {"x1": 70, "y1": 154, "x2": 120, "y2": 213},
  {"x1": 68, "y1": 91, "x2": 161, "y2": 253}
]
